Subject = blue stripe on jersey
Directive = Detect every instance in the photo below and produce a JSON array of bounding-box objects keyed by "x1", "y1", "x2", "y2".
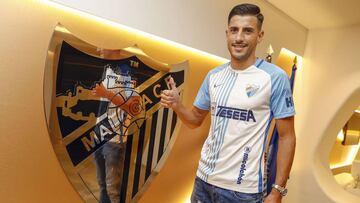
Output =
[
  {"x1": 255, "y1": 58, "x2": 264, "y2": 67},
  {"x1": 202, "y1": 68, "x2": 238, "y2": 180},
  {"x1": 193, "y1": 64, "x2": 228, "y2": 110},
  {"x1": 203, "y1": 69, "x2": 233, "y2": 179},
  {"x1": 199, "y1": 68, "x2": 230, "y2": 180},
  {"x1": 201, "y1": 69, "x2": 229, "y2": 169},
  {"x1": 258, "y1": 113, "x2": 273, "y2": 192},
  {"x1": 255, "y1": 59, "x2": 268, "y2": 192},
  {"x1": 208, "y1": 70, "x2": 238, "y2": 175}
]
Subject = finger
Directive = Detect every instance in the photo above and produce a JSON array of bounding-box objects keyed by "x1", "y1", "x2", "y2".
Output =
[
  {"x1": 168, "y1": 77, "x2": 177, "y2": 90},
  {"x1": 160, "y1": 96, "x2": 173, "y2": 103},
  {"x1": 160, "y1": 101, "x2": 169, "y2": 107},
  {"x1": 160, "y1": 93, "x2": 171, "y2": 100},
  {"x1": 160, "y1": 98, "x2": 173, "y2": 105},
  {"x1": 162, "y1": 95, "x2": 176, "y2": 104},
  {"x1": 160, "y1": 100, "x2": 170, "y2": 108},
  {"x1": 161, "y1": 104, "x2": 170, "y2": 108},
  {"x1": 162, "y1": 90, "x2": 170, "y2": 96}
]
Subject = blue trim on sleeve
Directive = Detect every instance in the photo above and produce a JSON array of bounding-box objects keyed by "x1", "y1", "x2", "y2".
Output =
[
  {"x1": 193, "y1": 63, "x2": 229, "y2": 110},
  {"x1": 256, "y1": 61, "x2": 296, "y2": 118}
]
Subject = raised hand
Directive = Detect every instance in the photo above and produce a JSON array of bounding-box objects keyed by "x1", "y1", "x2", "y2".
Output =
[
  {"x1": 160, "y1": 77, "x2": 180, "y2": 109},
  {"x1": 91, "y1": 83, "x2": 108, "y2": 98}
]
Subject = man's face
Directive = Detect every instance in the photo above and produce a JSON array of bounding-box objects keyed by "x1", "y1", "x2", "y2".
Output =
[{"x1": 226, "y1": 15, "x2": 264, "y2": 63}]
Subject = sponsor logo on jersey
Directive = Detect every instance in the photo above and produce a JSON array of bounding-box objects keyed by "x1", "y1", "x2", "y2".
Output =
[
  {"x1": 282, "y1": 88, "x2": 293, "y2": 108},
  {"x1": 237, "y1": 146, "x2": 251, "y2": 184},
  {"x1": 216, "y1": 106, "x2": 256, "y2": 122},
  {"x1": 285, "y1": 96, "x2": 293, "y2": 108}
]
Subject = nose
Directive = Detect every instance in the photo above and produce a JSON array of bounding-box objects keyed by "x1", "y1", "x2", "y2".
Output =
[{"x1": 234, "y1": 31, "x2": 244, "y2": 43}]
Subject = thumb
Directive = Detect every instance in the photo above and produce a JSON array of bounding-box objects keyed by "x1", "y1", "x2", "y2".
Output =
[{"x1": 168, "y1": 77, "x2": 177, "y2": 90}]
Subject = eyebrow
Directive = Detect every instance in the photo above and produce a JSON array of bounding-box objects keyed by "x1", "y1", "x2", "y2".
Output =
[
  {"x1": 243, "y1": 27, "x2": 255, "y2": 31},
  {"x1": 228, "y1": 25, "x2": 255, "y2": 30}
]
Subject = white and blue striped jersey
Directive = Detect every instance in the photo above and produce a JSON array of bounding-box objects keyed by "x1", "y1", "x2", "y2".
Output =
[{"x1": 193, "y1": 59, "x2": 295, "y2": 193}]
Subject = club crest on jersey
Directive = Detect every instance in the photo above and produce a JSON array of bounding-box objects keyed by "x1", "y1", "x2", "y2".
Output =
[{"x1": 245, "y1": 83, "x2": 260, "y2": 97}]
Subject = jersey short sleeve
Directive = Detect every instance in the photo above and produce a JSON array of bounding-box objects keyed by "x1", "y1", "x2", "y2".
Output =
[
  {"x1": 270, "y1": 71, "x2": 295, "y2": 119},
  {"x1": 193, "y1": 72, "x2": 211, "y2": 110}
]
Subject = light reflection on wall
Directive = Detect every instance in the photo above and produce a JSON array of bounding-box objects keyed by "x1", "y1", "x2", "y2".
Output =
[
  {"x1": 40, "y1": 0, "x2": 229, "y2": 64},
  {"x1": 330, "y1": 109, "x2": 360, "y2": 170},
  {"x1": 277, "y1": 48, "x2": 303, "y2": 70}
]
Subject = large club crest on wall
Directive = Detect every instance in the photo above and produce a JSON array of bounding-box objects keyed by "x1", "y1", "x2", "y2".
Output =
[{"x1": 44, "y1": 24, "x2": 188, "y2": 203}]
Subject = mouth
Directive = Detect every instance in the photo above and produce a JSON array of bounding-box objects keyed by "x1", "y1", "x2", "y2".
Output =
[{"x1": 232, "y1": 43, "x2": 247, "y2": 51}]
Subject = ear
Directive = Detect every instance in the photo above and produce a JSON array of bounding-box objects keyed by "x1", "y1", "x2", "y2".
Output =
[{"x1": 257, "y1": 30, "x2": 264, "y2": 43}]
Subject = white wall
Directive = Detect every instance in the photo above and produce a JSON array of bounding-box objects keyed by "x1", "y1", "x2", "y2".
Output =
[
  {"x1": 53, "y1": 0, "x2": 307, "y2": 58},
  {"x1": 287, "y1": 24, "x2": 360, "y2": 203}
]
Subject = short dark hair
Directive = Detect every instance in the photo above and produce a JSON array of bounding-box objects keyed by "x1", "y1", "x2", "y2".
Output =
[{"x1": 228, "y1": 4, "x2": 264, "y2": 29}]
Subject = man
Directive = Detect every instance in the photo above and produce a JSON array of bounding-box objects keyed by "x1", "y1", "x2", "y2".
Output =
[
  {"x1": 92, "y1": 49, "x2": 143, "y2": 203},
  {"x1": 161, "y1": 3, "x2": 296, "y2": 203}
]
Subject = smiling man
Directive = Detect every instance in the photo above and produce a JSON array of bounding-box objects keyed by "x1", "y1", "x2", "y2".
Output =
[{"x1": 161, "y1": 4, "x2": 296, "y2": 203}]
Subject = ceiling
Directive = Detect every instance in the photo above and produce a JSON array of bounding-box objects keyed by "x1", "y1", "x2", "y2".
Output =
[{"x1": 266, "y1": 0, "x2": 360, "y2": 29}]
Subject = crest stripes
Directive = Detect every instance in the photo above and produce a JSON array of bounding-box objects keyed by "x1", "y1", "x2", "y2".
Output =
[
  {"x1": 132, "y1": 121, "x2": 146, "y2": 197},
  {"x1": 158, "y1": 108, "x2": 169, "y2": 161},
  {"x1": 145, "y1": 111, "x2": 158, "y2": 180},
  {"x1": 113, "y1": 108, "x2": 178, "y2": 202},
  {"x1": 120, "y1": 134, "x2": 133, "y2": 203}
]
